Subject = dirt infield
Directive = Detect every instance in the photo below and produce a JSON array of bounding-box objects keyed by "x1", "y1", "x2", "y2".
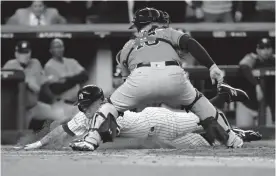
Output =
[{"x1": 1, "y1": 139, "x2": 275, "y2": 176}]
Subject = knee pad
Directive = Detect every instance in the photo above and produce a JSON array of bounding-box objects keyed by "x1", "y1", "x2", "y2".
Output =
[{"x1": 181, "y1": 89, "x2": 203, "y2": 112}]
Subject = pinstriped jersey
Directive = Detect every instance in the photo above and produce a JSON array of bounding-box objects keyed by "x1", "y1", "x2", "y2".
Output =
[
  {"x1": 119, "y1": 28, "x2": 187, "y2": 72},
  {"x1": 117, "y1": 107, "x2": 202, "y2": 140},
  {"x1": 67, "y1": 107, "x2": 207, "y2": 147}
]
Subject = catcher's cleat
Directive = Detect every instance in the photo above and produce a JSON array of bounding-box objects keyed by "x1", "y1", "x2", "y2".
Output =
[
  {"x1": 232, "y1": 128, "x2": 262, "y2": 142},
  {"x1": 219, "y1": 83, "x2": 249, "y2": 103},
  {"x1": 69, "y1": 139, "x2": 98, "y2": 151}
]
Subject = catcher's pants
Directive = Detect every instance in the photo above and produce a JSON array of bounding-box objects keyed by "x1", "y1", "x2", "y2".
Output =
[
  {"x1": 110, "y1": 64, "x2": 227, "y2": 125},
  {"x1": 110, "y1": 64, "x2": 196, "y2": 111}
]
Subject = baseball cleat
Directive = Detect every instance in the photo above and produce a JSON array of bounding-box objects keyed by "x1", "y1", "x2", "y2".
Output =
[
  {"x1": 219, "y1": 83, "x2": 249, "y2": 103},
  {"x1": 232, "y1": 128, "x2": 262, "y2": 142},
  {"x1": 69, "y1": 139, "x2": 98, "y2": 151}
]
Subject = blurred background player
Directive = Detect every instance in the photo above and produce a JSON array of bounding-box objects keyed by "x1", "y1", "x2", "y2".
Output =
[
  {"x1": 44, "y1": 38, "x2": 89, "y2": 119},
  {"x1": 2, "y1": 41, "x2": 67, "y2": 129},
  {"x1": 6, "y1": 1, "x2": 66, "y2": 25},
  {"x1": 238, "y1": 38, "x2": 275, "y2": 127}
]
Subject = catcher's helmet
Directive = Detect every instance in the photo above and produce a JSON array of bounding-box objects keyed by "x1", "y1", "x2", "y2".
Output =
[
  {"x1": 158, "y1": 10, "x2": 170, "y2": 26},
  {"x1": 75, "y1": 85, "x2": 104, "y2": 112},
  {"x1": 257, "y1": 38, "x2": 272, "y2": 49},
  {"x1": 129, "y1": 7, "x2": 161, "y2": 30}
]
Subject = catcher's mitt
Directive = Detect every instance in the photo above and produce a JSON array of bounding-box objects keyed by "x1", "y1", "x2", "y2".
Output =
[{"x1": 232, "y1": 128, "x2": 262, "y2": 142}]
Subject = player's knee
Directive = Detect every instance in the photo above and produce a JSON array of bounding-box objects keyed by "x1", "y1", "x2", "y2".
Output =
[
  {"x1": 181, "y1": 89, "x2": 203, "y2": 112},
  {"x1": 105, "y1": 98, "x2": 124, "y2": 117}
]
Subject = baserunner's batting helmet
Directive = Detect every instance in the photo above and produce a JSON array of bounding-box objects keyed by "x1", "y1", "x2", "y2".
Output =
[
  {"x1": 129, "y1": 7, "x2": 161, "y2": 31},
  {"x1": 75, "y1": 85, "x2": 104, "y2": 112}
]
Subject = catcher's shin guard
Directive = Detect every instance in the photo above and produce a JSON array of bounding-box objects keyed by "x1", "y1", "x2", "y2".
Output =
[
  {"x1": 199, "y1": 115, "x2": 229, "y2": 145},
  {"x1": 181, "y1": 89, "x2": 203, "y2": 113}
]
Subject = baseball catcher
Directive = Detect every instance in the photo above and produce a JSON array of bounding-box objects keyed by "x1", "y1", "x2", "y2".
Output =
[{"x1": 68, "y1": 7, "x2": 248, "y2": 151}]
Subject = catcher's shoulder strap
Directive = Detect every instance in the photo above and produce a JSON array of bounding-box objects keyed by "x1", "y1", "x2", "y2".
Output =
[{"x1": 116, "y1": 50, "x2": 122, "y2": 64}]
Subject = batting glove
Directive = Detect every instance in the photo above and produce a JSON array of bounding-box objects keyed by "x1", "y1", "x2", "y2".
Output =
[
  {"x1": 24, "y1": 141, "x2": 43, "y2": 150},
  {"x1": 69, "y1": 139, "x2": 98, "y2": 151},
  {"x1": 209, "y1": 64, "x2": 224, "y2": 87},
  {"x1": 227, "y1": 130, "x2": 243, "y2": 148}
]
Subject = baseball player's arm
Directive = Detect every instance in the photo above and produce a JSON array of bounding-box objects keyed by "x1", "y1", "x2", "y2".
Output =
[
  {"x1": 177, "y1": 33, "x2": 215, "y2": 69},
  {"x1": 170, "y1": 29, "x2": 223, "y2": 84},
  {"x1": 116, "y1": 50, "x2": 130, "y2": 80},
  {"x1": 25, "y1": 60, "x2": 45, "y2": 93},
  {"x1": 239, "y1": 54, "x2": 259, "y2": 86},
  {"x1": 23, "y1": 112, "x2": 88, "y2": 150},
  {"x1": 51, "y1": 8, "x2": 67, "y2": 24}
]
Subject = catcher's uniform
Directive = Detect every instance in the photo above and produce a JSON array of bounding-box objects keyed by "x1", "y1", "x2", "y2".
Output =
[
  {"x1": 66, "y1": 107, "x2": 210, "y2": 147},
  {"x1": 80, "y1": 26, "x2": 240, "y2": 150},
  {"x1": 112, "y1": 27, "x2": 197, "y2": 112},
  {"x1": 111, "y1": 27, "x2": 225, "y2": 130}
]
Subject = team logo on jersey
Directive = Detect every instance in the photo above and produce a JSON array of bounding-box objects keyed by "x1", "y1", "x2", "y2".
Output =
[{"x1": 79, "y1": 93, "x2": 84, "y2": 100}]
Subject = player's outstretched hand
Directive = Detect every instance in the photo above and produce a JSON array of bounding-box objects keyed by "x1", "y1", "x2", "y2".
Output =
[
  {"x1": 209, "y1": 64, "x2": 224, "y2": 86},
  {"x1": 23, "y1": 141, "x2": 43, "y2": 150}
]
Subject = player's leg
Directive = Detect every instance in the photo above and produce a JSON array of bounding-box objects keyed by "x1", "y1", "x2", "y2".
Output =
[
  {"x1": 146, "y1": 109, "x2": 203, "y2": 142},
  {"x1": 161, "y1": 67, "x2": 243, "y2": 147},
  {"x1": 23, "y1": 111, "x2": 89, "y2": 150},
  {"x1": 116, "y1": 111, "x2": 153, "y2": 139},
  {"x1": 171, "y1": 133, "x2": 211, "y2": 148},
  {"x1": 187, "y1": 94, "x2": 243, "y2": 147},
  {"x1": 52, "y1": 100, "x2": 79, "y2": 121},
  {"x1": 154, "y1": 66, "x2": 242, "y2": 148},
  {"x1": 26, "y1": 101, "x2": 68, "y2": 127},
  {"x1": 210, "y1": 83, "x2": 249, "y2": 105}
]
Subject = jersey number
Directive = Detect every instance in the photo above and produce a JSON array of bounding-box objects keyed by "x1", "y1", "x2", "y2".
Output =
[{"x1": 136, "y1": 40, "x2": 160, "y2": 50}]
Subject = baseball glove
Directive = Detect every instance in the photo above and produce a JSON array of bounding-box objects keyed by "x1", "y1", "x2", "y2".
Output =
[{"x1": 232, "y1": 128, "x2": 262, "y2": 142}]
